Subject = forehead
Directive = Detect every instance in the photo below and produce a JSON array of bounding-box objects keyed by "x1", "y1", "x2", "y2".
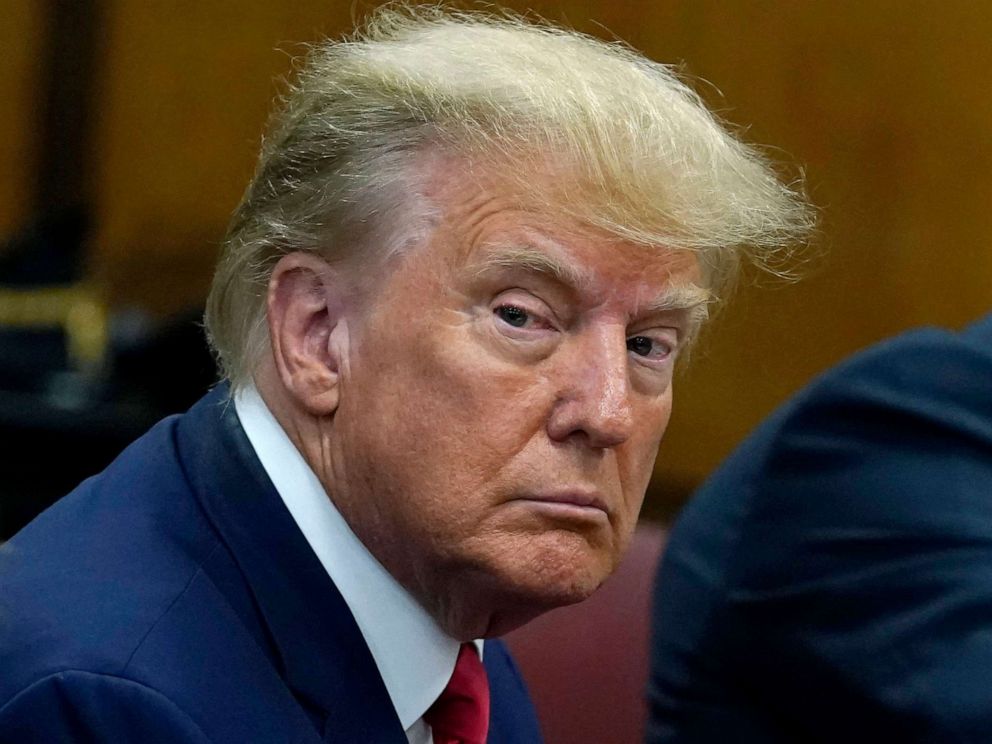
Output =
[
  {"x1": 418, "y1": 158, "x2": 707, "y2": 312},
  {"x1": 468, "y1": 234, "x2": 704, "y2": 307}
]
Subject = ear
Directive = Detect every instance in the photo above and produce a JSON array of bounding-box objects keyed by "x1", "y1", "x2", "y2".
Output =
[{"x1": 266, "y1": 252, "x2": 351, "y2": 417}]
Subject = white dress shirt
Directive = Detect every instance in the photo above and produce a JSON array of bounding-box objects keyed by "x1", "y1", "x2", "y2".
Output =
[{"x1": 235, "y1": 387, "x2": 481, "y2": 744}]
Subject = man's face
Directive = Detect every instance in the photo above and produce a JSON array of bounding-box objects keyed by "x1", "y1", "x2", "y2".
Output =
[{"x1": 328, "y1": 166, "x2": 703, "y2": 637}]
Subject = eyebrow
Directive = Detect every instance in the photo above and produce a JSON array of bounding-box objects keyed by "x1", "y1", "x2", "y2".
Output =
[
  {"x1": 645, "y1": 283, "x2": 713, "y2": 316},
  {"x1": 646, "y1": 283, "x2": 713, "y2": 334},
  {"x1": 473, "y1": 244, "x2": 713, "y2": 320},
  {"x1": 471, "y1": 245, "x2": 590, "y2": 287}
]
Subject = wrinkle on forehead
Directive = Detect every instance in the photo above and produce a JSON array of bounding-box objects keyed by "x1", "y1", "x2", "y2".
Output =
[
  {"x1": 471, "y1": 244, "x2": 711, "y2": 317},
  {"x1": 419, "y1": 152, "x2": 712, "y2": 328}
]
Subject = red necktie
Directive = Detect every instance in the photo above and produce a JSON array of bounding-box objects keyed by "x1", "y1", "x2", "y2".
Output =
[{"x1": 423, "y1": 643, "x2": 490, "y2": 744}]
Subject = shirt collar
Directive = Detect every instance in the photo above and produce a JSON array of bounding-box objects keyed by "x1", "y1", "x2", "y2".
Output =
[{"x1": 234, "y1": 386, "x2": 479, "y2": 731}]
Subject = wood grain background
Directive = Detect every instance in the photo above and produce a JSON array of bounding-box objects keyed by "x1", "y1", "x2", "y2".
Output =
[{"x1": 3, "y1": 1, "x2": 990, "y2": 515}]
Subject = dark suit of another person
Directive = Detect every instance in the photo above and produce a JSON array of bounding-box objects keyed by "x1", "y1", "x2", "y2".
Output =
[
  {"x1": 648, "y1": 313, "x2": 992, "y2": 742},
  {"x1": 0, "y1": 386, "x2": 541, "y2": 743}
]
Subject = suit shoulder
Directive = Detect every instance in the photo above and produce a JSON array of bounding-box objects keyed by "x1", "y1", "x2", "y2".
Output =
[
  {"x1": 0, "y1": 414, "x2": 224, "y2": 707},
  {"x1": 696, "y1": 323, "x2": 992, "y2": 504},
  {"x1": 0, "y1": 669, "x2": 214, "y2": 743},
  {"x1": 762, "y1": 324, "x2": 992, "y2": 482},
  {"x1": 704, "y1": 323, "x2": 992, "y2": 597},
  {"x1": 663, "y1": 323, "x2": 992, "y2": 615}
]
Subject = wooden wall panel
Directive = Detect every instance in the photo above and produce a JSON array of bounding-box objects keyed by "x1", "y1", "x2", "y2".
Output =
[
  {"x1": 0, "y1": 2, "x2": 45, "y2": 237},
  {"x1": 91, "y1": 1, "x2": 364, "y2": 311},
  {"x1": 637, "y1": 1, "x2": 992, "y2": 496},
  {"x1": 61, "y1": 1, "x2": 992, "y2": 507}
]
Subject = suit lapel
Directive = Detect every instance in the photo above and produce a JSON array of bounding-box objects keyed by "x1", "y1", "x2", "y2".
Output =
[
  {"x1": 483, "y1": 640, "x2": 545, "y2": 743},
  {"x1": 176, "y1": 387, "x2": 407, "y2": 744}
]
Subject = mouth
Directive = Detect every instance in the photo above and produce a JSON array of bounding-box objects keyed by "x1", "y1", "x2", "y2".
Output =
[{"x1": 509, "y1": 490, "x2": 610, "y2": 523}]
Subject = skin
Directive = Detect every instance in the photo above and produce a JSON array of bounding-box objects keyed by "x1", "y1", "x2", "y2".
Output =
[{"x1": 256, "y1": 160, "x2": 705, "y2": 640}]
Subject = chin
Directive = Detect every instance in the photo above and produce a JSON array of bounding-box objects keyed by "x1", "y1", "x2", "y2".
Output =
[
  {"x1": 472, "y1": 569, "x2": 604, "y2": 638},
  {"x1": 480, "y1": 529, "x2": 618, "y2": 624},
  {"x1": 424, "y1": 524, "x2": 625, "y2": 638}
]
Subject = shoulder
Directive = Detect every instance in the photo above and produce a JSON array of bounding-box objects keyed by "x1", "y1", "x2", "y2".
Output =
[
  {"x1": 0, "y1": 412, "x2": 221, "y2": 708},
  {"x1": 717, "y1": 320, "x2": 992, "y2": 633},
  {"x1": 769, "y1": 322, "x2": 992, "y2": 456},
  {"x1": 651, "y1": 319, "x2": 992, "y2": 739},
  {"x1": 738, "y1": 322, "x2": 992, "y2": 546},
  {"x1": 677, "y1": 321, "x2": 992, "y2": 545},
  {"x1": 663, "y1": 321, "x2": 992, "y2": 596},
  {"x1": 0, "y1": 410, "x2": 316, "y2": 741},
  {"x1": 0, "y1": 670, "x2": 214, "y2": 743}
]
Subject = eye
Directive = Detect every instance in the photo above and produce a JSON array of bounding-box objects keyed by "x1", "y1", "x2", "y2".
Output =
[
  {"x1": 489, "y1": 294, "x2": 558, "y2": 340},
  {"x1": 627, "y1": 334, "x2": 674, "y2": 361},
  {"x1": 494, "y1": 304, "x2": 530, "y2": 328},
  {"x1": 627, "y1": 335, "x2": 654, "y2": 357}
]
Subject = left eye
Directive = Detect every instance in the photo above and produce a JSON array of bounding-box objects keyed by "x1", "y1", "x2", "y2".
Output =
[
  {"x1": 627, "y1": 335, "x2": 669, "y2": 359},
  {"x1": 494, "y1": 305, "x2": 530, "y2": 328}
]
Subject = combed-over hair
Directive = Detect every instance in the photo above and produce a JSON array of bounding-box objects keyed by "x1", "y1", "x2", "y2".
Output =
[{"x1": 205, "y1": 4, "x2": 813, "y2": 389}]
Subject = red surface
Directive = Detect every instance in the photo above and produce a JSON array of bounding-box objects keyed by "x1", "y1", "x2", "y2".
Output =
[{"x1": 504, "y1": 523, "x2": 667, "y2": 744}]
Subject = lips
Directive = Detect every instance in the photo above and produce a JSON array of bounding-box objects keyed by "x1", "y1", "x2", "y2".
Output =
[{"x1": 511, "y1": 490, "x2": 610, "y2": 517}]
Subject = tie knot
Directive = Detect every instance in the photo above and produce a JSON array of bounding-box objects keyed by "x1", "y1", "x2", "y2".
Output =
[{"x1": 424, "y1": 643, "x2": 490, "y2": 744}]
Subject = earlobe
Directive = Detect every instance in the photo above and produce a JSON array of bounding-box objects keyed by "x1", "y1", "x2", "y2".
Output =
[{"x1": 267, "y1": 252, "x2": 350, "y2": 417}]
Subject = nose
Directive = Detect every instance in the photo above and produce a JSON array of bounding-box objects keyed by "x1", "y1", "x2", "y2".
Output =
[{"x1": 546, "y1": 327, "x2": 635, "y2": 449}]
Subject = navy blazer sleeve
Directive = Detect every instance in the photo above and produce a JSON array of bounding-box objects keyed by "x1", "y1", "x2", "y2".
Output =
[
  {"x1": 649, "y1": 322, "x2": 992, "y2": 743},
  {"x1": 0, "y1": 672, "x2": 212, "y2": 743}
]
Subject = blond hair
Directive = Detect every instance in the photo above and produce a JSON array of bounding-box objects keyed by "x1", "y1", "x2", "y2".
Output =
[{"x1": 205, "y1": 5, "x2": 813, "y2": 389}]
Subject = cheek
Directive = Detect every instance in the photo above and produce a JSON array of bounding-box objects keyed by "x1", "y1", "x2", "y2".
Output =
[
  {"x1": 415, "y1": 322, "x2": 550, "y2": 446},
  {"x1": 354, "y1": 319, "x2": 552, "y2": 501},
  {"x1": 618, "y1": 393, "x2": 673, "y2": 500}
]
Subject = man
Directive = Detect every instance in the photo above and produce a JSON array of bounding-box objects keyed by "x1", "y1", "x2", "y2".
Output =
[
  {"x1": 648, "y1": 313, "x2": 992, "y2": 742},
  {"x1": 0, "y1": 7, "x2": 809, "y2": 742}
]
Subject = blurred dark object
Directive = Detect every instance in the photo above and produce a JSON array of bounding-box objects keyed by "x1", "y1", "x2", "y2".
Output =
[
  {"x1": 107, "y1": 306, "x2": 217, "y2": 416},
  {"x1": 0, "y1": 207, "x2": 94, "y2": 396},
  {"x1": 34, "y1": 0, "x2": 104, "y2": 217},
  {"x1": 0, "y1": 388, "x2": 157, "y2": 541},
  {"x1": 0, "y1": 212, "x2": 216, "y2": 539},
  {"x1": 0, "y1": 206, "x2": 89, "y2": 287},
  {"x1": 0, "y1": 0, "x2": 203, "y2": 539}
]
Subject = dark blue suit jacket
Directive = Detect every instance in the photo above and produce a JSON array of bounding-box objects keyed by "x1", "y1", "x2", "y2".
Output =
[
  {"x1": 0, "y1": 387, "x2": 543, "y2": 743},
  {"x1": 648, "y1": 315, "x2": 992, "y2": 743}
]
